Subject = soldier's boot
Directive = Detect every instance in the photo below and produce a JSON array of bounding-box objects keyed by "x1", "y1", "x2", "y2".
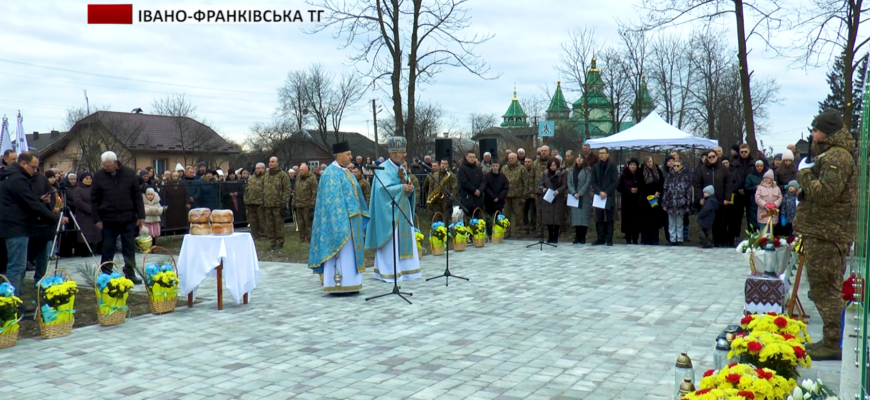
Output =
[{"x1": 806, "y1": 342, "x2": 841, "y2": 361}]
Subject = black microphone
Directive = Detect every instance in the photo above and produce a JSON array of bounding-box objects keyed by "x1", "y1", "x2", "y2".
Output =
[
  {"x1": 416, "y1": 160, "x2": 433, "y2": 172},
  {"x1": 366, "y1": 164, "x2": 385, "y2": 170}
]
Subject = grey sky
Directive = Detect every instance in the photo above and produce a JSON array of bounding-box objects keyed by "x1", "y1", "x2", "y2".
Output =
[{"x1": 0, "y1": 0, "x2": 851, "y2": 155}]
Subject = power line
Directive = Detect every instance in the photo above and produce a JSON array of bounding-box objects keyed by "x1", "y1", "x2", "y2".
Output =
[{"x1": 0, "y1": 58, "x2": 275, "y2": 96}]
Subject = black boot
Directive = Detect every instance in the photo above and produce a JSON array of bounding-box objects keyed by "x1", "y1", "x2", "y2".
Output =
[
  {"x1": 579, "y1": 226, "x2": 587, "y2": 244},
  {"x1": 124, "y1": 267, "x2": 143, "y2": 285}
]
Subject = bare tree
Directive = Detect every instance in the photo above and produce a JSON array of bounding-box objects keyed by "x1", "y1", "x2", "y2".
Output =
[
  {"x1": 618, "y1": 25, "x2": 650, "y2": 123},
  {"x1": 519, "y1": 94, "x2": 547, "y2": 127},
  {"x1": 330, "y1": 70, "x2": 368, "y2": 138},
  {"x1": 469, "y1": 113, "x2": 498, "y2": 137},
  {"x1": 151, "y1": 93, "x2": 220, "y2": 166},
  {"x1": 277, "y1": 70, "x2": 311, "y2": 132},
  {"x1": 305, "y1": 0, "x2": 498, "y2": 157},
  {"x1": 63, "y1": 105, "x2": 110, "y2": 131},
  {"x1": 379, "y1": 100, "x2": 444, "y2": 160},
  {"x1": 599, "y1": 47, "x2": 634, "y2": 134},
  {"x1": 791, "y1": 0, "x2": 869, "y2": 131},
  {"x1": 685, "y1": 29, "x2": 731, "y2": 139},
  {"x1": 246, "y1": 119, "x2": 299, "y2": 165},
  {"x1": 556, "y1": 27, "x2": 599, "y2": 138},
  {"x1": 298, "y1": 64, "x2": 336, "y2": 144},
  {"x1": 647, "y1": 33, "x2": 694, "y2": 128},
  {"x1": 636, "y1": 0, "x2": 787, "y2": 157},
  {"x1": 74, "y1": 113, "x2": 145, "y2": 172}
]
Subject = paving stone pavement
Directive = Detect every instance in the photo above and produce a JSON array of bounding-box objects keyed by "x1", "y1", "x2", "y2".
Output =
[{"x1": 0, "y1": 241, "x2": 840, "y2": 400}]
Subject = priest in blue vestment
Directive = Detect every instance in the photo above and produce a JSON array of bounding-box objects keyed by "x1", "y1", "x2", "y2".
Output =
[
  {"x1": 364, "y1": 136, "x2": 421, "y2": 282},
  {"x1": 308, "y1": 141, "x2": 369, "y2": 293}
]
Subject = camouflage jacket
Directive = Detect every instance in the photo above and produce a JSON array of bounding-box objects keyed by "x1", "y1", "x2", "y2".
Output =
[
  {"x1": 263, "y1": 167, "x2": 292, "y2": 208},
  {"x1": 294, "y1": 172, "x2": 318, "y2": 208},
  {"x1": 243, "y1": 173, "x2": 265, "y2": 205},
  {"x1": 357, "y1": 175, "x2": 371, "y2": 205},
  {"x1": 410, "y1": 174, "x2": 420, "y2": 199},
  {"x1": 502, "y1": 163, "x2": 527, "y2": 198},
  {"x1": 531, "y1": 158, "x2": 549, "y2": 196},
  {"x1": 793, "y1": 128, "x2": 857, "y2": 243}
]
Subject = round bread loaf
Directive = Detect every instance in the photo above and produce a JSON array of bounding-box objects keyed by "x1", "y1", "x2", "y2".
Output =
[
  {"x1": 190, "y1": 223, "x2": 211, "y2": 235},
  {"x1": 188, "y1": 208, "x2": 212, "y2": 223},
  {"x1": 209, "y1": 209, "x2": 234, "y2": 223},
  {"x1": 210, "y1": 223, "x2": 234, "y2": 235}
]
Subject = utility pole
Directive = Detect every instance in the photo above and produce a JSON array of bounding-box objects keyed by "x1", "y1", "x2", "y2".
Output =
[{"x1": 372, "y1": 99, "x2": 379, "y2": 160}]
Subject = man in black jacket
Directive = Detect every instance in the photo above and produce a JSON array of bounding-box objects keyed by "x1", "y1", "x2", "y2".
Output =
[
  {"x1": 728, "y1": 144, "x2": 754, "y2": 243},
  {"x1": 0, "y1": 149, "x2": 17, "y2": 275},
  {"x1": 590, "y1": 148, "x2": 619, "y2": 246},
  {"x1": 457, "y1": 150, "x2": 485, "y2": 221},
  {"x1": 91, "y1": 151, "x2": 145, "y2": 282},
  {"x1": 0, "y1": 152, "x2": 60, "y2": 295},
  {"x1": 484, "y1": 162, "x2": 509, "y2": 236},
  {"x1": 692, "y1": 150, "x2": 733, "y2": 247}
]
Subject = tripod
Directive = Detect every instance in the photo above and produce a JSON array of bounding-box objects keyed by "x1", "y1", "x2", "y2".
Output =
[
  {"x1": 423, "y1": 169, "x2": 469, "y2": 286},
  {"x1": 49, "y1": 194, "x2": 101, "y2": 273},
  {"x1": 365, "y1": 166, "x2": 415, "y2": 305},
  {"x1": 526, "y1": 169, "x2": 560, "y2": 250}
]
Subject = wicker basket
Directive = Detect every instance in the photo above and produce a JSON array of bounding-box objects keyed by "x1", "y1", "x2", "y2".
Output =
[
  {"x1": 95, "y1": 262, "x2": 130, "y2": 326},
  {"x1": 430, "y1": 212, "x2": 446, "y2": 256},
  {"x1": 491, "y1": 211, "x2": 505, "y2": 243},
  {"x1": 142, "y1": 246, "x2": 179, "y2": 315},
  {"x1": 453, "y1": 240, "x2": 467, "y2": 251},
  {"x1": 36, "y1": 269, "x2": 75, "y2": 339},
  {"x1": 0, "y1": 275, "x2": 19, "y2": 348},
  {"x1": 471, "y1": 208, "x2": 485, "y2": 248}
]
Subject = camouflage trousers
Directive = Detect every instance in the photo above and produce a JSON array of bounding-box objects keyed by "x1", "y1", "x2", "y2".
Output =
[
  {"x1": 246, "y1": 204, "x2": 265, "y2": 240},
  {"x1": 428, "y1": 201, "x2": 447, "y2": 222},
  {"x1": 296, "y1": 207, "x2": 313, "y2": 242},
  {"x1": 502, "y1": 197, "x2": 525, "y2": 237},
  {"x1": 803, "y1": 237, "x2": 848, "y2": 346},
  {"x1": 264, "y1": 207, "x2": 285, "y2": 246}
]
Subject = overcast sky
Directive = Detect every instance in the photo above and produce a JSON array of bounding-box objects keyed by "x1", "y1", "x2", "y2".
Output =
[{"x1": 1, "y1": 0, "x2": 854, "y2": 154}]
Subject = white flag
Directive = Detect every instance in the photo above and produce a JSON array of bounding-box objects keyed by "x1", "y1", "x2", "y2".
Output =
[
  {"x1": 15, "y1": 112, "x2": 28, "y2": 154},
  {"x1": 0, "y1": 117, "x2": 13, "y2": 155}
]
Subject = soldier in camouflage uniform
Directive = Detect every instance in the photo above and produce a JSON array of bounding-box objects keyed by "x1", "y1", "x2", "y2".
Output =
[
  {"x1": 425, "y1": 160, "x2": 457, "y2": 219},
  {"x1": 522, "y1": 157, "x2": 536, "y2": 233},
  {"x1": 263, "y1": 157, "x2": 292, "y2": 250},
  {"x1": 243, "y1": 162, "x2": 267, "y2": 240},
  {"x1": 502, "y1": 153, "x2": 527, "y2": 238},
  {"x1": 793, "y1": 110, "x2": 857, "y2": 361},
  {"x1": 530, "y1": 146, "x2": 550, "y2": 236},
  {"x1": 294, "y1": 163, "x2": 318, "y2": 244},
  {"x1": 349, "y1": 163, "x2": 371, "y2": 204}
]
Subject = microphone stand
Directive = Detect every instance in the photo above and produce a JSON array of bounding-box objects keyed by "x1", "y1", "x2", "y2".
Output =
[
  {"x1": 420, "y1": 166, "x2": 469, "y2": 286},
  {"x1": 526, "y1": 168, "x2": 564, "y2": 250},
  {"x1": 365, "y1": 164, "x2": 415, "y2": 305}
]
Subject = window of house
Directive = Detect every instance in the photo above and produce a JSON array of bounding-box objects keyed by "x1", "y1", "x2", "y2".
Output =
[
  {"x1": 308, "y1": 161, "x2": 320, "y2": 168},
  {"x1": 153, "y1": 159, "x2": 168, "y2": 175}
]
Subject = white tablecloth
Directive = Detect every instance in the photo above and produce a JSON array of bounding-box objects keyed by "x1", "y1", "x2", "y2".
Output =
[{"x1": 177, "y1": 232, "x2": 260, "y2": 304}]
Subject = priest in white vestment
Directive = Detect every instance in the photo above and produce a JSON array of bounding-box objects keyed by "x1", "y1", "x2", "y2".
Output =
[
  {"x1": 364, "y1": 136, "x2": 421, "y2": 282},
  {"x1": 308, "y1": 141, "x2": 369, "y2": 293}
]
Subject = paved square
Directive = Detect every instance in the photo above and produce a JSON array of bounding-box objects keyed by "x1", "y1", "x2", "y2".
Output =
[{"x1": 0, "y1": 241, "x2": 839, "y2": 399}]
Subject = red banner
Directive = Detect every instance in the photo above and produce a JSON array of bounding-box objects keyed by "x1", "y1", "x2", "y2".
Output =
[{"x1": 88, "y1": 4, "x2": 134, "y2": 24}]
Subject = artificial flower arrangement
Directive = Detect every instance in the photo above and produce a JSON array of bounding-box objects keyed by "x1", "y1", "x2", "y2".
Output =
[
  {"x1": 0, "y1": 282, "x2": 22, "y2": 339},
  {"x1": 144, "y1": 263, "x2": 179, "y2": 303},
  {"x1": 414, "y1": 227, "x2": 425, "y2": 254},
  {"x1": 728, "y1": 333, "x2": 811, "y2": 380},
  {"x1": 786, "y1": 378, "x2": 839, "y2": 400},
  {"x1": 96, "y1": 272, "x2": 134, "y2": 318},
  {"x1": 469, "y1": 218, "x2": 486, "y2": 239},
  {"x1": 683, "y1": 363, "x2": 795, "y2": 400},
  {"x1": 492, "y1": 214, "x2": 510, "y2": 238},
  {"x1": 39, "y1": 276, "x2": 78, "y2": 325},
  {"x1": 737, "y1": 231, "x2": 794, "y2": 254},
  {"x1": 448, "y1": 222, "x2": 469, "y2": 243},
  {"x1": 740, "y1": 313, "x2": 811, "y2": 344},
  {"x1": 430, "y1": 222, "x2": 448, "y2": 249}
]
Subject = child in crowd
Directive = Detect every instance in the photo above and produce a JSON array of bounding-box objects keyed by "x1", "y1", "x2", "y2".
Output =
[
  {"x1": 755, "y1": 170, "x2": 782, "y2": 230},
  {"x1": 143, "y1": 188, "x2": 163, "y2": 245},
  {"x1": 778, "y1": 180, "x2": 799, "y2": 237},
  {"x1": 697, "y1": 185, "x2": 719, "y2": 249}
]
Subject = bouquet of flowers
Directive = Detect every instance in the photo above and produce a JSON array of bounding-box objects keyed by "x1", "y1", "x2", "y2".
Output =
[
  {"x1": 740, "y1": 313, "x2": 811, "y2": 344},
  {"x1": 0, "y1": 282, "x2": 22, "y2": 338},
  {"x1": 144, "y1": 263, "x2": 179, "y2": 303},
  {"x1": 493, "y1": 215, "x2": 510, "y2": 237},
  {"x1": 728, "y1": 330, "x2": 811, "y2": 380},
  {"x1": 469, "y1": 218, "x2": 486, "y2": 239},
  {"x1": 414, "y1": 227, "x2": 425, "y2": 254},
  {"x1": 430, "y1": 222, "x2": 448, "y2": 248},
  {"x1": 97, "y1": 272, "x2": 134, "y2": 317},
  {"x1": 737, "y1": 231, "x2": 794, "y2": 253},
  {"x1": 685, "y1": 363, "x2": 795, "y2": 400},
  {"x1": 448, "y1": 222, "x2": 469, "y2": 243},
  {"x1": 39, "y1": 276, "x2": 78, "y2": 325},
  {"x1": 786, "y1": 378, "x2": 838, "y2": 400}
]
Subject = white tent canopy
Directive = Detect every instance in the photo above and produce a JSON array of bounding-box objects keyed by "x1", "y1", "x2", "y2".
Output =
[{"x1": 585, "y1": 111, "x2": 718, "y2": 150}]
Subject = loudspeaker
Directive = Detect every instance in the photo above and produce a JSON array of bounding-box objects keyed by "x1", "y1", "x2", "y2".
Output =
[
  {"x1": 435, "y1": 139, "x2": 453, "y2": 162},
  {"x1": 478, "y1": 138, "x2": 497, "y2": 158}
]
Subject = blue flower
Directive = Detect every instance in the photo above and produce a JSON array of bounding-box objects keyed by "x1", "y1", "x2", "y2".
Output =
[
  {"x1": 497, "y1": 215, "x2": 506, "y2": 221},
  {"x1": 96, "y1": 274, "x2": 111, "y2": 291},
  {"x1": 145, "y1": 264, "x2": 160, "y2": 278},
  {"x1": 0, "y1": 282, "x2": 14, "y2": 297},
  {"x1": 40, "y1": 276, "x2": 63, "y2": 289},
  {"x1": 448, "y1": 223, "x2": 454, "y2": 229},
  {"x1": 109, "y1": 272, "x2": 124, "y2": 279},
  {"x1": 470, "y1": 218, "x2": 479, "y2": 225},
  {"x1": 414, "y1": 227, "x2": 422, "y2": 234},
  {"x1": 160, "y1": 264, "x2": 173, "y2": 272}
]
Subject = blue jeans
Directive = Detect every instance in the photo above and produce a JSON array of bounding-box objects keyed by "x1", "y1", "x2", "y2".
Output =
[{"x1": 4, "y1": 237, "x2": 29, "y2": 296}]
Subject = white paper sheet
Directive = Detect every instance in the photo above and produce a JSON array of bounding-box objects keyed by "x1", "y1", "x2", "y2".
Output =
[
  {"x1": 543, "y1": 189, "x2": 555, "y2": 203},
  {"x1": 566, "y1": 194, "x2": 579, "y2": 208},
  {"x1": 592, "y1": 194, "x2": 607, "y2": 209}
]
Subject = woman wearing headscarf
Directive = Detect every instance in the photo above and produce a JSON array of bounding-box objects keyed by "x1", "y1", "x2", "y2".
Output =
[
  {"x1": 539, "y1": 158, "x2": 566, "y2": 244},
  {"x1": 617, "y1": 158, "x2": 642, "y2": 244},
  {"x1": 221, "y1": 170, "x2": 242, "y2": 221},
  {"x1": 73, "y1": 172, "x2": 101, "y2": 257},
  {"x1": 743, "y1": 159, "x2": 768, "y2": 232},
  {"x1": 638, "y1": 156, "x2": 666, "y2": 245}
]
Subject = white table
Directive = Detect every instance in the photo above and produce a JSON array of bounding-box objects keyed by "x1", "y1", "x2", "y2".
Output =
[{"x1": 177, "y1": 232, "x2": 260, "y2": 310}]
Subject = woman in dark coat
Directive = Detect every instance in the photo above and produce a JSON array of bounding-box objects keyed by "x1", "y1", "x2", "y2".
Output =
[
  {"x1": 72, "y1": 172, "x2": 100, "y2": 256},
  {"x1": 539, "y1": 158, "x2": 567, "y2": 243},
  {"x1": 743, "y1": 159, "x2": 768, "y2": 232},
  {"x1": 617, "y1": 158, "x2": 641, "y2": 244},
  {"x1": 58, "y1": 173, "x2": 79, "y2": 257},
  {"x1": 197, "y1": 170, "x2": 219, "y2": 210},
  {"x1": 638, "y1": 156, "x2": 666, "y2": 245},
  {"x1": 161, "y1": 172, "x2": 192, "y2": 231},
  {"x1": 483, "y1": 164, "x2": 509, "y2": 236},
  {"x1": 221, "y1": 171, "x2": 243, "y2": 221}
]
